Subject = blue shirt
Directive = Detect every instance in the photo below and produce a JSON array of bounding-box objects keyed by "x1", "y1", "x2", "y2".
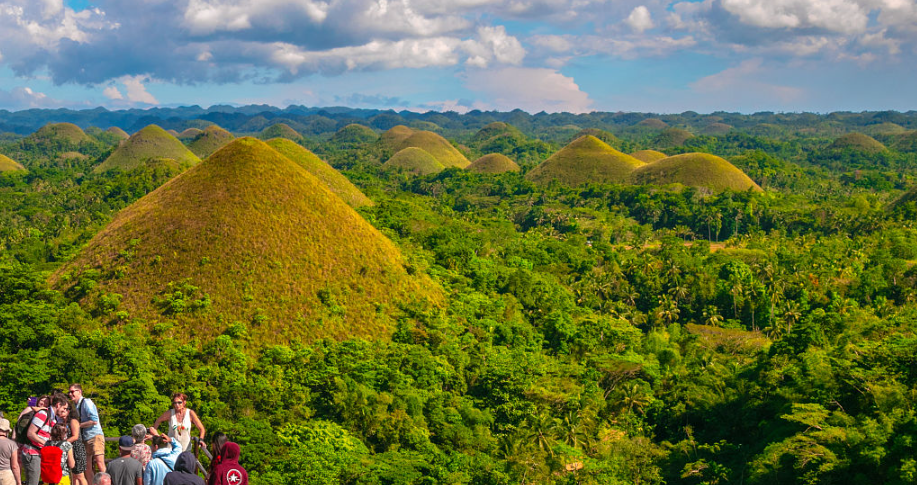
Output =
[
  {"x1": 144, "y1": 438, "x2": 182, "y2": 485},
  {"x1": 76, "y1": 397, "x2": 103, "y2": 441}
]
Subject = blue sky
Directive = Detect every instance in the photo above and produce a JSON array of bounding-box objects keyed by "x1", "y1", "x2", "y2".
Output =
[{"x1": 0, "y1": 0, "x2": 915, "y2": 113}]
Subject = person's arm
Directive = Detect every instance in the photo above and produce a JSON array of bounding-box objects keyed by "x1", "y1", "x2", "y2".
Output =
[
  {"x1": 67, "y1": 448, "x2": 75, "y2": 470},
  {"x1": 143, "y1": 460, "x2": 152, "y2": 485},
  {"x1": 136, "y1": 476, "x2": 143, "y2": 485},
  {"x1": 189, "y1": 410, "x2": 206, "y2": 440},
  {"x1": 26, "y1": 422, "x2": 44, "y2": 446},
  {"x1": 67, "y1": 418, "x2": 80, "y2": 443},
  {"x1": 169, "y1": 437, "x2": 183, "y2": 456},
  {"x1": 11, "y1": 448, "x2": 21, "y2": 485},
  {"x1": 151, "y1": 411, "x2": 170, "y2": 432},
  {"x1": 79, "y1": 399, "x2": 99, "y2": 428}
]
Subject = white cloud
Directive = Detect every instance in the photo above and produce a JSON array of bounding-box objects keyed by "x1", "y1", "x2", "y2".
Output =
[
  {"x1": 120, "y1": 75, "x2": 159, "y2": 104},
  {"x1": 183, "y1": 0, "x2": 329, "y2": 35},
  {"x1": 625, "y1": 6, "x2": 654, "y2": 33},
  {"x1": 720, "y1": 0, "x2": 870, "y2": 34},
  {"x1": 462, "y1": 25, "x2": 526, "y2": 67},
  {"x1": 0, "y1": 86, "x2": 58, "y2": 109},
  {"x1": 102, "y1": 85, "x2": 123, "y2": 100},
  {"x1": 691, "y1": 58, "x2": 804, "y2": 104},
  {"x1": 464, "y1": 67, "x2": 592, "y2": 113},
  {"x1": 529, "y1": 33, "x2": 697, "y2": 60}
]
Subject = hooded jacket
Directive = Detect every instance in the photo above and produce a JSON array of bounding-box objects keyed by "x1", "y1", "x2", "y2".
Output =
[
  {"x1": 207, "y1": 443, "x2": 247, "y2": 485},
  {"x1": 144, "y1": 437, "x2": 182, "y2": 485},
  {"x1": 164, "y1": 452, "x2": 205, "y2": 485}
]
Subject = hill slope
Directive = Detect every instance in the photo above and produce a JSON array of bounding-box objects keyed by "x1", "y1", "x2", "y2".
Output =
[
  {"x1": 187, "y1": 125, "x2": 235, "y2": 158},
  {"x1": 53, "y1": 138, "x2": 440, "y2": 344},
  {"x1": 467, "y1": 153, "x2": 520, "y2": 174},
  {"x1": 631, "y1": 152, "x2": 762, "y2": 192},
  {"x1": 94, "y1": 125, "x2": 200, "y2": 173},
  {"x1": 653, "y1": 128, "x2": 695, "y2": 147},
  {"x1": 331, "y1": 124, "x2": 378, "y2": 146},
  {"x1": 380, "y1": 125, "x2": 415, "y2": 150},
  {"x1": 106, "y1": 127, "x2": 130, "y2": 140},
  {"x1": 630, "y1": 150, "x2": 668, "y2": 163},
  {"x1": 471, "y1": 122, "x2": 524, "y2": 146},
  {"x1": 0, "y1": 153, "x2": 26, "y2": 172},
  {"x1": 265, "y1": 138, "x2": 373, "y2": 208},
  {"x1": 828, "y1": 132, "x2": 887, "y2": 153},
  {"x1": 396, "y1": 131, "x2": 470, "y2": 168},
  {"x1": 570, "y1": 128, "x2": 619, "y2": 147},
  {"x1": 383, "y1": 147, "x2": 445, "y2": 175},
  {"x1": 526, "y1": 135, "x2": 645, "y2": 186},
  {"x1": 260, "y1": 123, "x2": 301, "y2": 140}
]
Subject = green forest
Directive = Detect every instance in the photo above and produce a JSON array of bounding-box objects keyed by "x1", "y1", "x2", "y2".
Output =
[{"x1": 2, "y1": 107, "x2": 917, "y2": 484}]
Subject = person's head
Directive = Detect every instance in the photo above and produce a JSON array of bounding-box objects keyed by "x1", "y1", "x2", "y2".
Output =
[
  {"x1": 36, "y1": 395, "x2": 51, "y2": 408},
  {"x1": 0, "y1": 418, "x2": 11, "y2": 437},
  {"x1": 50, "y1": 424, "x2": 68, "y2": 441},
  {"x1": 152, "y1": 435, "x2": 171, "y2": 451},
  {"x1": 131, "y1": 424, "x2": 147, "y2": 443},
  {"x1": 67, "y1": 384, "x2": 83, "y2": 402},
  {"x1": 93, "y1": 472, "x2": 112, "y2": 485},
  {"x1": 119, "y1": 436, "x2": 134, "y2": 456},
  {"x1": 50, "y1": 393, "x2": 69, "y2": 414},
  {"x1": 221, "y1": 442, "x2": 240, "y2": 462},
  {"x1": 57, "y1": 403, "x2": 70, "y2": 421},
  {"x1": 171, "y1": 392, "x2": 188, "y2": 411}
]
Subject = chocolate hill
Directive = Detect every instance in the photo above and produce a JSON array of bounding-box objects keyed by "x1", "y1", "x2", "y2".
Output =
[
  {"x1": 380, "y1": 125, "x2": 415, "y2": 149},
  {"x1": 94, "y1": 125, "x2": 200, "y2": 173},
  {"x1": 526, "y1": 135, "x2": 645, "y2": 186},
  {"x1": 331, "y1": 124, "x2": 378, "y2": 146},
  {"x1": 631, "y1": 153, "x2": 762, "y2": 193},
  {"x1": 106, "y1": 127, "x2": 130, "y2": 140},
  {"x1": 265, "y1": 138, "x2": 373, "y2": 208},
  {"x1": 630, "y1": 150, "x2": 668, "y2": 163},
  {"x1": 467, "y1": 153, "x2": 520, "y2": 174},
  {"x1": 383, "y1": 147, "x2": 445, "y2": 175},
  {"x1": 260, "y1": 123, "x2": 301, "y2": 140},
  {"x1": 396, "y1": 131, "x2": 470, "y2": 169},
  {"x1": 25, "y1": 123, "x2": 91, "y2": 148},
  {"x1": 187, "y1": 125, "x2": 235, "y2": 158},
  {"x1": 0, "y1": 153, "x2": 26, "y2": 172},
  {"x1": 53, "y1": 138, "x2": 441, "y2": 344},
  {"x1": 828, "y1": 133, "x2": 886, "y2": 153}
]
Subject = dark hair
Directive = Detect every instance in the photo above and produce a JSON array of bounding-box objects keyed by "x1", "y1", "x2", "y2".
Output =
[
  {"x1": 51, "y1": 393, "x2": 68, "y2": 408},
  {"x1": 152, "y1": 435, "x2": 170, "y2": 448},
  {"x1": 70, "y1": 384, "x2": 83, "y2": 391},
  {"x1": 37, "y1": 395, "x2": 51, "y2": 407},
  {"x1": 50, "y1": 424, "x2": 68, "y2": 441},
  {"x1": 171, "y1": 392, "x2": 188, "y2": 402},
  {"x1": 209, "y1": 432, "x2": 228, "y2": 472}
]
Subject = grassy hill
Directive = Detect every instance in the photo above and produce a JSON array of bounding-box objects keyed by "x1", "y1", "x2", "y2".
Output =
[
  {"x1": 178, "y1": 128, "x2": 204, "y2": 140},
  {"x1": 331, "y1": 124, "x2": 378, "y2": 146},
  {"x1": 570, "y1": 128, "x2": 619, "y2": 147},
  {"x1": 630, "y1": 150, "x2": 668, "y2": 163},
  {"x1": 702, "y1": 123, "x2": 733, "y2": 135},
  {"x1": 631, "y1": 152, "x2": 762, "y2": 192},
  {"x1": 380, "y1": 125, "x2": 415, "y2": 150},
  {"x1": 891, "y1": 131, "x2": 917, "y2": 152},
  {"x1": 266, "y1": 138, "x2": 373, "y2": 208},
  {"x1": 637, "y1": 118, "x2": 668, "y2": 129},
  {"x1": 52, "y1": 137, "x2": 441, "y2": 345},
  {"x1": 526, "y1": 135, "x2": 645, "y2": 186},
  {"x1": 26, "y1": 123, "x2": 91, "y2": 146},
  {"x1": 653, "y1": 128, "x2": 695, "y2": 147},
  {"x1": 470, "y1": 122, "x2": 524, "y2": 146},
  {"x1": 260, "y1": 123, "x2": 301, "y2": 140},
  {"x1": 396, "y1": 131, "x2": 470, "y2": 169},
  {"x1": 865, "y1": 123, "x2": 905, "y2": 136},
  {"x1": 828, "y1": 132, "x2": 887, "y2": 153},
  {"x1": 467, "y1": 153, "x2": 520, "y2": 174},
  {"x1": 0, "y1": 153, "x2": 26, "y2": 172},
  {"x1": 188, "y1": 125, "x2": 235, "y2": 158},
  {"x1": 383, "y1": 147, "x2": 445, "y2": 175},
  {"x1": 93, "y1": 125, "x2": 200, "y2": 173},
  {"x1": 106, "y1": 127, "x2": 130, "y2": 140}
]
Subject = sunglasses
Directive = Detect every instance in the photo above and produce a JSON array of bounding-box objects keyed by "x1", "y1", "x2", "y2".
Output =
[
  {"x1": 173, "y1": 401, "x2": 185, "y2": 405},
  {"x1": 67, "y1": 390, "x2": 77, "y2": 395}
]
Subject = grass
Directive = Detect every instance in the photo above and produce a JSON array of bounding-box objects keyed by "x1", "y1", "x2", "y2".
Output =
[
  {"x1": 260, "y1": 123, "x2": 301, "y2": 140},
  {"x1": 702, "y1": 123, "x2": 733, "y2": 135},
  {"x1": 891, "y1": 131, "x2": 917, "y2": 153},
  {"x1": 467, "y1": 153, "x2": 520, "y2": 174},
  {"x1": 396, "y1": 131, "x2": 470, "y2": 168},
  {"x1": 52, "y1": 137, "x2": 442, "y2": 346},
  {"x1": 0, "y1": 153, "x2": 25, "y2": 172},
  {"x1": 629, "y1": 150, "x2": 668, "y2": 163},
  {"x1": 637, "y1": 118, "x2": 668, "y2": 129},
  {"x1": 828, "y1": 132, "x2": 887, "y2": 153},
  {"x1": 653, "y1": 128, "x2": 694, "y2": 147},
  {"x1": 380, "y1": 125, "x2": 414, "y2": 149},
  {"x1": 864, "y1": 123, "x2": 905, "y2": 136},
  {"x1": 383, "y1": 147, "x2": 445, "y2": 175},
  {"x1": 106, "y1": 127, "x2": 130, "y2": 139},
  {"x1": 571, "y1": 128, "x2": 619, "y2": 147},
  {"x1": 470, "y1": 122, "x2": 524, "y2": 146},
  {"x1": 331, "y1": 124, "x2": 379, "y2": 146},
  {"x1": 27, "y1": 123, "x2": 91, "y2": 145},
  {"x1": 188, "y1": 125, "x2": 235, "y2": 158},
  {"x1": 178, "y1": 128, "x2": 204, "y2": 140},
  {"x1": 525, "y1": 135, "x2": 645, "y2": 186},
  {"x1": 408, "y1": 121, "x2": 441, "y2": 132},
  {"x1": 93, "y1": 125, "x2": 200, "y2": 173},
  {"x1": 631, "y1": 152, "x2": 762, "y2": 193},
  {"x1": 266, "y1": 137, "x2": 373, "y2": 208}
]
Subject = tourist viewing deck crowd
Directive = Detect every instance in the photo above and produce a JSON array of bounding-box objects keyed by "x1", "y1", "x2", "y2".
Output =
[{"x1": 0, "y1": 385, "x2": 247, "y2": 485}]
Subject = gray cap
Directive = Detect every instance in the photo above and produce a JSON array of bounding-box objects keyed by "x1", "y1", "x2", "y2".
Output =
[{"x1": 0, "y1": 418, "x2": 11, "y2": 433}]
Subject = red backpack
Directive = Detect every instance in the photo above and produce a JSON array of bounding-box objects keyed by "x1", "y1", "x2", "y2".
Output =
[{"x1": 40, "y1": 443, "x2": 63, "y2": 484}]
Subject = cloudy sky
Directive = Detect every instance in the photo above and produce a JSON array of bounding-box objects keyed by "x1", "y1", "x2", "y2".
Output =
[{"x1": 0, "y1": 0, "x2": 915, "y2": 113}]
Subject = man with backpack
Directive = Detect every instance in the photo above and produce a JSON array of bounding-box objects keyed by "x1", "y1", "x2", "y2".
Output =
[
  {"x1": 142, "y1": 430, "x2": 181, "y2": 485},
  {"x1": 19, "y1": 393, "x2": 68, "y2": 485},
  {"x1": 68, "y1": 384, "x2": 106, "y2": 484},
  {"x1": 0, "y1": 418, "x2": 21, "y2": 485}
]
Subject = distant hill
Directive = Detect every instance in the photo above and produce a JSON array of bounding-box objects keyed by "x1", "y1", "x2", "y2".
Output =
[
  {"x1": 26, "y1": 123, "x2": 91, "y2": 146},
  {"x1": 166, "y1": 129, "x2": 181, "y2": 137},
  {"x1": 0, "y1": 153, "x2": 26, "y2": 172},
  {"x1": 570, "y1": 128, "x2": 619, "y2": 147},
  {"x1": 331, "y1": 124, "x2": 378, "y2": 146},
  {"x1": 266, "y1": 138, "x2": 373, "y2": 208},
  {"x1": 106, "y1": 127, "x2": 130, "y2": 140},
  {"x1": 53, "y1": 137, "x2": 441, "y2": 344},
  {"x1": 631, "y1": 152, "x2": 761, "y2": 192},
  {"x1": 260, "y1": 123, "x2": 301, "y2": 140},
  {"x1": 93, "y1": 125, "x2": 200, "y2": 173},
  {"x1": 178, "y1": 128, "x2": 203, "y2": 140},
  {"x1": 630, "y1": 150, "x2": 668, "y2": 163},
  {"x1": 653, "y1": 128, "x2": 695, "y2": 147},
  {"x1": 702, "y1": 123, "x2": 733, "y2": 135},
  {"x1": 891, "y1": 131, "x2": 917, "y2": 152},
  {"x1": 396, "y1": 131, "x2": 470, "y2": 168},
  {"x1": 828, "y1": 132, "x2": 886, "y2": 153},
  {"x1": 526, "y1": 135, "x2": 644, "y2": 186},
  {"x1": 380, "y1": 125, "x2": 415, "y2": 150},
  {"x1": 188, "y1": 125, "x2": 235, "y2": 158},
  {"x1": 470, "y1": 122, "x2": 524, "y2": 146},
  {"x1": 467, "y1": 153, "x2": 520, "y2": 174},
  {"x1": 637, "y1": 118, "x2": 668, "y2": 129},
  {"x1": 864, "y1": 123, "x2": 905, "y2": 136},
  {"x1": 383, "y1": 147, "x2": 445, "y2": 175}
]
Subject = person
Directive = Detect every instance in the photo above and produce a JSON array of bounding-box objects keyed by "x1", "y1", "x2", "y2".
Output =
[
  {"x1": 91, "y1": 473, "x2": 111, "y2": 485},
  {"x1": 65, "y1": 404, "x2": 88, "y2": 485},
  {"x1": 68, "y1": 384, "x2": 105, "y2": 484},
  {"x1": 143, "y1": 430, "x2": 181, "y2": 485},
  {"x1": 12, "y1": 396, "x2": 49, "y2": 442},
  {"x1": 106, "y1": 438, "x2": 141, "y2": 485},
  {"x1": 128, "y1": 426, "x2": 151, "y2": 470},
  {"x1": 162, "y1": 453, "x2": 203, "y2": 485},
  {"x1": 0, "y1": 418, "x2": 21, "y2": 485},
  {"x1": 205, "y1": 433, "x2": 226, "y2": 481},
  {"x1": 151, "y1": 394, "x2": 204, "y2": 454},
  {"x1": 206, "y1": 443, "x2": 246, "y2": 485},
  {"x1": 43, "y1": 424, "x2": 75, "y2": 485},
  {"x1": 21, "y1": 393, "x2": 69, "y2": 485}
]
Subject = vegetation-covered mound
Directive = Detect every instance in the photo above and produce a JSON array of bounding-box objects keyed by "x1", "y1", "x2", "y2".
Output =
[
  {"x1": 379, "y1": 125, "x2": 414, "y2": 149},
  {"x1": 53, "y1": 137, "x2": 440, "y2": 344},
  {"x1": 526, "y1": 135, "x2": 644, "y2": 186},
  {"x1": 94, "y1": 125, "x2": 200, "y2": 173},
  {"x1": 396, "y1": 131, "x2": 470, "y2": 169},
  {"x1": 864, "y1": 122, "x2": 905, "y2": 136},
  {"x1": 0, "y1": 153, "x2": 26, "y2": 172},
  {"x1": 266, "y1": 138, "x2": 373, "y2": 208},
  {"x1": 828, "y1": 133, "x2": 887, "y2": 153},
  {"x1": 26, "y1": 123, "x2": 91, "y2": 145},
  {"x1": 187, "y1": 125, "x2": 235, "y2": 159},
  {"x1": 891, "y1": 131, "x2": 917, "y2": 152},
  {"x1": 166, "y1": 129, "x2": 180, "y2": 137},
  {"x1": 702, "y1": 122, "x2": 733, "y2": 135},
  {"x1": 106, "y1": 127, "x2": 130, "y2": 140},
  {"x1": 637, "y1": 118, "x2": 668, "y2": 129},
  {"x1": 470, "y1": 122, "x2": 524, "y2": 146},
  {"x1": 331, "y1": 124, "x2": 378, "y2": 146},
  {"x1": 653, "y1": 128, "x2": 695, "y2": 147},
  {"x1": 383, "y1": 147, "x2": 445, "y2": 175},
  {"x1": 631, "y1": 152, "x2": 762, "y2": 192},
  {"x1": 571, "y1": 128, "x2": 619, "y2": 147},
  {"x1": 260, "y1": 123, "x2": 300, "y2": 140},
  {"x1": 467, "y1": 153, "x2": 521, "y2": 174},
  {"x1": 178, "y1": 128, "x2": 203, "y2": 140},
  {"x1": 630, "y1": 150, "x2": 668, "y2": 163}
]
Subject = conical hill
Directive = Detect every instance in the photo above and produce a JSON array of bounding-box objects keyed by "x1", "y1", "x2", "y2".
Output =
[
  {"x1": 891, "y1": 131, "x2": 917, "y2": 153},
  {"x1": 260, "y1": 123, "x2": 300, "y2": 140},
  {"x1": 178, "y1": 128, "x2": 204, "y2": 140},
  {"x1": 571, "y1": 128, "x2": 619, "y2": 147},
  {"x1": 106, "y1": 127, "x2": 130, "y2": 140},
  {"x1": 471, "y1": 122, "x2": 523, "y2": 146},
  {"x1": 53, "y1": 138, "x2": 441, "y2": 344},
  {"x1": 383, "y1": 147, "x2": 445, "y2": 175},
  {"x1": 828, "y1": 132, "x2": 886, "y2": 153},
  {"x1": 467, "y1": 153, "x2": 520, "y2": 174},
  {"x1": 94, "y1": 125, "x2": 200, "y2": 173},
  {"x1": 266, "y1": 138, "x2": 373, "y2": 208},
  {"x1": 0, "y1": 153, "x2": 26, "y2": 172},
  {"x1": 396, "y1": 131, "x2": 470, "y2": 168},
  {"x1": 26, "y1": 123, "x2": 91, "y2": 146},
  {"x1": 637, "y1": 118, "x2": 668, "y2": 129},
  {"x1": 631, "y1": 152, "x2": 761, "y2": 192},
  {"x1": 526, "y1": 135, "x2": 645, "y2": 186},
  {"x1": 653, "y1": 128, "x2": 694, "y2": 147},
  {"x1": 380, "y1": 125, "x2": 414, "y2": 149},
  {"x1": 331, "y1": 124, "x2": 378, "y2": 146},
  {"x1": 188, "y1": 125, "x2": 235, "y2": 158},
  {"x1": 630, "y1": 150, "x2": 668, "y2": 163}
]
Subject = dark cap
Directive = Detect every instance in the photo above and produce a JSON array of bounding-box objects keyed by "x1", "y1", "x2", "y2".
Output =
[{"x1": 119, "y1": 435, "x2": 135, "y2": 450}]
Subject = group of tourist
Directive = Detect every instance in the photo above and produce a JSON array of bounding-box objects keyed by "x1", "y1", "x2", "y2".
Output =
[{"x1": 0, "y1": 386, "x2": 247, "y2": 485}]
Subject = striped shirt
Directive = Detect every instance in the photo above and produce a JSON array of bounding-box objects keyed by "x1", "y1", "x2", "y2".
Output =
[{"x1": 20, "y1": 409, "x2": 56, "y2": 456}]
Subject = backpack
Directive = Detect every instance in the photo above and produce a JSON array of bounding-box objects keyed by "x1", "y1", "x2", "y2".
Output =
[
  {"x1": 14, "y1": 409, "x2": 52, "y2": 445},
  {"x1": 40, "y1": 443, "x2": 64, "y2": 484}
]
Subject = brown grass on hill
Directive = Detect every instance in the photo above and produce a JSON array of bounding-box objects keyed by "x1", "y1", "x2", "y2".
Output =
[
  {"x1": 106, "y1": 127, "x2": 130, "y2": 140},
  {"x1": 260, "y1": 123, "x2": 301, "y2": 140},
  {"x1": 178, "y1": 128, "x2": 204, "y2": 140},
  {"x1": 653, "y1": 128, "x2": 694, "y2": 147},
  {"x1": 188, "y1": 125, "x2": 235, "y2": 158},
  {"x1": 526, "y1": 135, "x2": 644, "y2": 186},
  {"x1": 629, "y1": 150, "x2": 668, "y2": 163},
  {"x1": 0, "y1": 153, "x2": 26, "y2": 172},
  {"x1": 380, "y1": 125, "x2": 415, "y2": 149},
  {"x1": 396, "y1": 131, "x2": 470, "y2": 168},
  {"x1": 266, "y1": 137, "x2": 373, "y2": 208},
  {"x1": 28, "y1": 123, "x2": 91, "y2": 145},
  {"x1": 637, "y1": 118, "x2": 668, "y2": 129},
  {"x1": 383, "y1": 147, "x2": 445, "y2": 175},
  {"x1": 631, "y1": 152, "x2": 761, "y2": 193},
  {"x1": 93, "y1": 125, "x2": 200, "y2": 173},
  {"x1": 828, "y1": 132, "x2": 887, "y2": 153},
  {"x1": 331, "y1": 124, "x2": 378, "y2": 145},
  {"x1": 467, "y1": 153, "x2": 520, "y2": 174},
  {"x1": 570, "y1": 128, "x2": 619, "y2": 147}
]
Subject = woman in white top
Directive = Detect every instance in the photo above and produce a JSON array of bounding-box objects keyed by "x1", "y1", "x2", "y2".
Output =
[{"x1": 152, "y1": 393, "x2": 205, "y2": 453}]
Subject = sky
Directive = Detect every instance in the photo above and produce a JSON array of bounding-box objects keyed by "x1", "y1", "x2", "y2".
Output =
[{"x1": 0, "y1": 0, "x2": 915, "y2": 114}]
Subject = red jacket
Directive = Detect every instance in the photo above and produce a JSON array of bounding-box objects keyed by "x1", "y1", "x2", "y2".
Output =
[{"x1": 208, "y1": 443, "x2": 247, "y2": 485}]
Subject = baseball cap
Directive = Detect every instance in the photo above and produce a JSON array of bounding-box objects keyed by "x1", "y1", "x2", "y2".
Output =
[
  {"x1": 0, "y1": 418, "x2": 11, "y2": 433},
  {"x1": 119, "y1": 436, "x2": 135, "y2": 451}
]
